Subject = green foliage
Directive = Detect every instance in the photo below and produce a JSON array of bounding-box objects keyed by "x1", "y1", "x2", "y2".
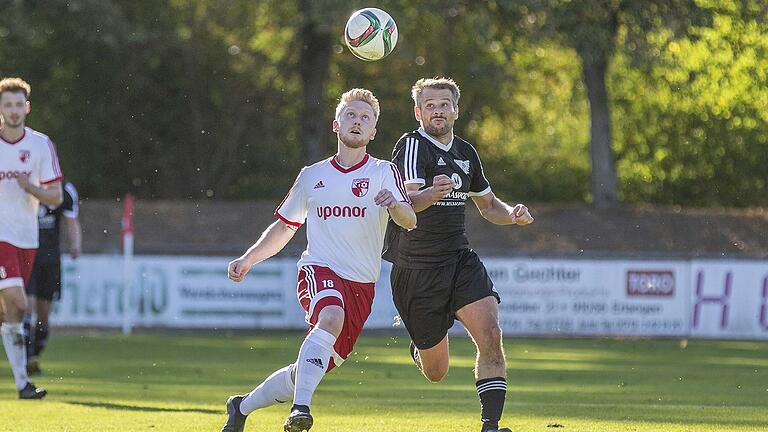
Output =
[
  {"x1": 0, "y1": 0, "x2": 766, "y2": 206},
  {"x1": 613, "y1": 0, "x2": 768, "y2": 205}
]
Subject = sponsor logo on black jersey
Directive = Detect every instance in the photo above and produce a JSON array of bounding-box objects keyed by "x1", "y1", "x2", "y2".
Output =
[{"x1": 455, "y1": 159, "x2": 470, "y2": 174}]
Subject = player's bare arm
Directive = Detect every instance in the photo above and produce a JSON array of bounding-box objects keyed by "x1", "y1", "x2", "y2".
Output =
[
  {"x1": 471, "y1": 192, "x2": 534, "y2": 226},
  {"x1": 63, "y1": 216, "x2": 83, "y2": 258},
  {"x1": 17, "y1": 175, "x2": 63, "y2": 207},
  {"x1": 228, "y1": 220, "x2": 297, "y2": 282},
  {"x1": 375, "y1": 188, "x2": 417, "y2": 229},
  {"x1": 406, "y1": 174, "x2": 454, "y2": 212}
]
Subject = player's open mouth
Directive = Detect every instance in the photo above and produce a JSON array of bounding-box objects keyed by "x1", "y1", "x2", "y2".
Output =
[{"x1": 350, "y1": 129, "x2": 361, "y2": 135}]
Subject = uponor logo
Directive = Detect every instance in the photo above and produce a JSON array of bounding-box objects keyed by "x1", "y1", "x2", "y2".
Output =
[
  {"x1": 0, "y1": 170, "x2": 32, "y2": 181},
  {"x1": 316, "y1": 206, "x2": 367, "y2": 220}
]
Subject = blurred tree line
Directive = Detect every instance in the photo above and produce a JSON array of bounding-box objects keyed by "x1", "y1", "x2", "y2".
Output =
[{"x1": 0, "y1": 0, "x2": 765, "y2": 207}]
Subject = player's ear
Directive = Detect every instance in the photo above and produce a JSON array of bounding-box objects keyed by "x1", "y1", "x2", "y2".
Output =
[
  {"x1": 369, "y1": 127, "x2": 376, "y2": 141},
  {"x1": 332, "y1": 118, "x2": 340, "y2": 133},
  {"x1": 454, "y1": 104, "x2": 459, "y2": 119},
  {"x1": 25, "y1": 100, "x2": 30, "y2": 114},
  {"x1": 414, "y1": 105, "x2": 421, "y2": 121}
]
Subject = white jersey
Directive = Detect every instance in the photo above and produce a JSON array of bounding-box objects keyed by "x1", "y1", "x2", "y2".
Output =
[
  {"x1": 276, "y1": 154, "x2": 410, "y2": 283},
  {"x1": 0, "y1": 127, "x2": 63, "y2": 248}
]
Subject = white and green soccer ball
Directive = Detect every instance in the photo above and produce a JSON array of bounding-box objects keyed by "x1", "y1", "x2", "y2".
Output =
[{"x1": 344, "y1": 8, "x2": 398, "y2": 61}]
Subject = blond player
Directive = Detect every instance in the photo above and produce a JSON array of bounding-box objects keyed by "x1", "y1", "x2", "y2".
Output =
[
  {"x1": 220, "y1": 88, "x2": 416, "y2": 432},
  {"x1": 0, "y1": 77, "x2": 63, "y2": 399}
]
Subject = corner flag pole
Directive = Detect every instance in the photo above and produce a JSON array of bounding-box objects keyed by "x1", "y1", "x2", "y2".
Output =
[{"x1": 121, "y1": 193, "x2": 135, "y2": 335}]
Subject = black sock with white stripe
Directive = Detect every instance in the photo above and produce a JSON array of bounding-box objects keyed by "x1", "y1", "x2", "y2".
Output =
[{"x1": 476, "y1": 377, "x2": 506, "y2": 431}]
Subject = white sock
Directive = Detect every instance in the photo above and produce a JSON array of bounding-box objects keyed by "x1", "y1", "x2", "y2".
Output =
[
  {"x1": 1, "y1": 322, "x2": 29, "y2": 390},
  {"x1": 293, "y1": 327, "x2": 336, "y2": 407},
  {"x1": 239, "y1": 364, "x2": 295, "y2": 415}
]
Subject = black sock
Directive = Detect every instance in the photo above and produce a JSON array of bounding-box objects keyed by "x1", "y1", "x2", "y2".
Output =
[
  {"x1": 34, "y1": 324, "x2": 49, "y2": 357},
  {"x1": 291, "y1": 404, "x2": 310, "y2": 414},
  {"x1": 22, "y1": 315, "x2": 33, "y2": 359},
  {"x1": 476, "y1": 377, "x2": 506, "y2": 431}
]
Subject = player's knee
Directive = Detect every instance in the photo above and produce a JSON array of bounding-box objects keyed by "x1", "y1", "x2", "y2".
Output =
[
  {"x1": 11, "y1": 297, "x2": 27, "y2": 315},
  {"x1": 476, "y1": 324, "x2": 503, "y2": 354},
  {"x1": 421, "y1": 358, "x2": 448, "y2": 382},
  {"x1": 422, "y1": 360, "x2": 449, "y2": 382},
  {"x1": 316, "y1": 305, "x2": 345, "y2": 336}
]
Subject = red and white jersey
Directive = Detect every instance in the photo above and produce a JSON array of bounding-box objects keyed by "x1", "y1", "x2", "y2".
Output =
[
  {"x1": 276, "y1": 154, "x2": 410, "y2": 283},
  {"x1": 0, "y1": 127, "x2": 63, "y2": 248}
]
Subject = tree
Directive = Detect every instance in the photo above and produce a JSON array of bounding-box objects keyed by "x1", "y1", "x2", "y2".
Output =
[{"x1": 496, "y1": 0, "x2": 712, "y2": 208}]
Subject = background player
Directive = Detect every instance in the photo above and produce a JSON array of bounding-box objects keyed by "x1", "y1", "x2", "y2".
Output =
[
  {"x1": 220, "y1": 88, "x2": 415, "y2": 432},
  {"x1": 25, "y1": 180, "x2": 81, "y2": 375},
  {"x1": 384, "y1": 77, "x2": 534, "y2": 432},
  {"x1": 0, "y1": 77, "x2": 63, "y2": 399}
]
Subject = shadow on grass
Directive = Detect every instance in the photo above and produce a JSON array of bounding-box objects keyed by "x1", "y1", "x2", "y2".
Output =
[{"x1": 65, "y1": 400, "x2": 220, "y2": 414}]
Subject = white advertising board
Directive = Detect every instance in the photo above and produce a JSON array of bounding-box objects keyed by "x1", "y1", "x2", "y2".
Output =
[
  {"x1": 689, "y1": 260, "x2": 768, "y2": 339},
  {"x1": 55, "y1": 256, "x2": 305, "y2": 329},
  {"x1": 484, "y1": 259, "x2": 691, "y2": 336},
  {"x1": 52, "y1": 255, "x2": 768, "y2": 339}
]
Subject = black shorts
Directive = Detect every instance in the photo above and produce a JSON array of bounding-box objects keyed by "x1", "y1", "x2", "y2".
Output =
[
  {"x1": 390, "y1": 249, "x2": 499, "y2": 350},
  {"x1": 26, "y1": 254, "x2": 61, "y2": 302}
]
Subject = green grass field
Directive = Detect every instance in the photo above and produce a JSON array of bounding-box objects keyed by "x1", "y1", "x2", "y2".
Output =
[{"x1": 0, "y1": 332, "x2": 766, "y2": 431}]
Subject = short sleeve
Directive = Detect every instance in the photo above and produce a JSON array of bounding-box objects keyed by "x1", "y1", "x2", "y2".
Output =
[
  {"x1": 62, "y1": 182, "x2": 79, "y2": 218},
  {"x1": 468, "y1": 145, "x2": 491, "y2": 197},
  {"x1": 392, "y1": 135, "x2": 426, "y2": 186},
  {"x1": 382, "y1": 162, "x2": 411, "y2": 204},
  {"x1": 40, "y1": 138, "x2": 63, "y2": 184},
  {"x1": 274, "y1": 168, "x2": 308, "y2": 227}
]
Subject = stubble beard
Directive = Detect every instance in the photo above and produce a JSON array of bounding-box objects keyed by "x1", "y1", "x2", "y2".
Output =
[
  {"x1": 423, "y1": 121, "x2": 453, "y2": 138},
  {"x1": 339, "y1": 132, "x2": 369, "y2": 149}
]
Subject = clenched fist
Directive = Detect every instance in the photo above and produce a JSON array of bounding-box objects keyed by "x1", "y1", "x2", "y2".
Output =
[
  {"x1": 228, "y1": 257, "x2": 252, "y2": 282},
  {"x1": 511, "y1": 204, "x2": 534, "y2": 225},
  {"x1": 431, "y1": 174, "x2": 454, "y2": 200},
  {"x1": 375, "y1": 189, "x2": 398, "y2": 208}
]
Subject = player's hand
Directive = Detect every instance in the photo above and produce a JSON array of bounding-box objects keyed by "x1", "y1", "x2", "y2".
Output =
[
  {"x1": 228, "y1": 257, "x2": 252, "y2": 282},
  {"x1": 16, "y1": 173, "x2": 32, "y2": 192},
  {"x1": 70, "y1": 246, "x2": 81, "y2": 259},
  {"x1": 511, "y1": 204, "x2": 534, "y2": 225},
  {"x1": 431, "y1": 174, "x2": 454, "y2": 200},
  {"x1": 374, "y1": 189, "x2": 398, "y2": 208}
]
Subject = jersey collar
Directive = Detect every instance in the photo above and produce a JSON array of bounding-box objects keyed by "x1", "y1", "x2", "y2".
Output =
[
  {"x1": 0, "y1": 127, "x2": 27, "y2": 145},
  {"x1": 331, "y1": 153, "x2": 369, "y2": 173},
  {"x1": 417, "y1": 127, "x2": 453, "y2": 152}
]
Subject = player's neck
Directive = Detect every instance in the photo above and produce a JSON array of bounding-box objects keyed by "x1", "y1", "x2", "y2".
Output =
[
  {"x1": 0, "y1": 124, "x2": 25, "y2": 143},
  {"x1": 335, "y1": 145, "x2": 367, "y2": 168}
]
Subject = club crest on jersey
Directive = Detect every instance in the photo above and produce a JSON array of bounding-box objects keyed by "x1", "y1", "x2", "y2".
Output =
[
  {"x1": 0, "y1": 266, "x2": 6, "y2": 279},
  {"x1": 19, "y1": 150, "x2": 31, "y2": 163},
  {"x1": 455, "y1": 159, "x2": 470, "y2": 174},
  {"x1": 352, "y1": 178, "x2": 369, "y2": 197}
]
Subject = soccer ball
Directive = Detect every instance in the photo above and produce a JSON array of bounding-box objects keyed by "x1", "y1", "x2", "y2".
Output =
[{"x1": 344, "y1": 8, "x2": 398, "y2": 61}]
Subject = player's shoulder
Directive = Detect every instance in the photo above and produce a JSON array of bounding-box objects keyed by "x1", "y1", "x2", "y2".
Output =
[
  {"x1": 367, "y1": 155, "x2": 398, "y2": 173},
  {"x1": 24, "y1": 127, "x2": 53, "y2": 147},
  {"x1": 394, "y1": 129, "x2": 428, "y2": 152},
  {"x1": 453, "y1": 135, "x2": 481, "y2": 157},
  {"x1": 300, "y1": 156, "x2": 334, "y2": 174}
]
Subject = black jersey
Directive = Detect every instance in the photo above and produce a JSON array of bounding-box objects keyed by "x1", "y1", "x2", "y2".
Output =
[
  {"x1": 383, "y1": 129, "x2": 491, "y2": 268},
  {"x1": 37, "y1": 182, "x2": 78, "y2": 258}
]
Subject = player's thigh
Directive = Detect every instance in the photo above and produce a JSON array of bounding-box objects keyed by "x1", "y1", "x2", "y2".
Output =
[
  {"x1": 0, "y1": 286, "x2": 28, "y2": 319},
  {"x1": 451, "y1": 249, "x2": 499, "y2": 315},
  {"x1": 456, "y1": 295, "x2": 503, "y2": 351},
  {"x1": 36, "y1": 259, "x2": 60, "y2": 303},
  {"x1": 390, "y1": 264, "x2": 454, "y2": 350}
]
